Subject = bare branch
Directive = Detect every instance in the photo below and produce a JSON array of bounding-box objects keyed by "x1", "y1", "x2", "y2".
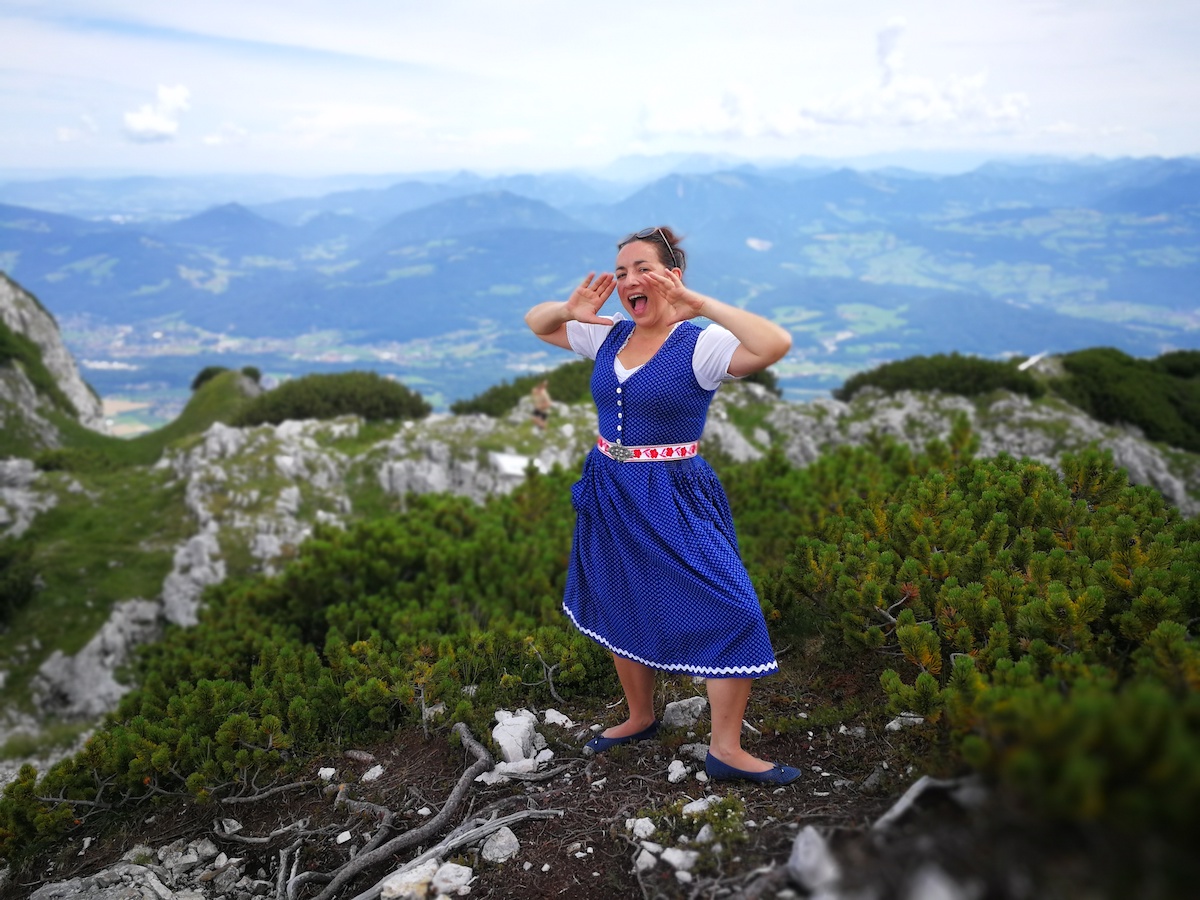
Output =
[
  {"x1": 527, "y1": 644, "x2": 566, "y2": 704},
  {"x1": 872, "y1": 605, "x2": 898, "y2": 625},
  {"x1": 303, "y1": 723, "x2": 494, "y2": 900},
  {"x1": 218, "y1": 780, "x2": 316, "y2": 805},
  {"x1": 346, "y1": 808, "x2": 564, "y2": 900}
]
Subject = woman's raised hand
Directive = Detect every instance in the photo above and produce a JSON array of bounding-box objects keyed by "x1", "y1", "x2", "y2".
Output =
[
  {"x1": 565, "y1": 272, "x2": 616, "y2": 324},
  {"x1": 644, "y1": 270, "x2": 705, "y2": 319}
]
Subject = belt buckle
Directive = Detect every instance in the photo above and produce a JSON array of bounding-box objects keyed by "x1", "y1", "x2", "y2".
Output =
[{"x1": 609, "y1": 442, "x2": 633, "y2": 462}]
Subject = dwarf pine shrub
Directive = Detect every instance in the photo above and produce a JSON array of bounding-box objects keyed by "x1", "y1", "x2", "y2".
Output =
[
  {"x1": 834, "y1": 352, "x2": 1044, "y2": 401},
  {"x1": 0, "y1": 468, "x2": 610, "y2": 863},
  {"x1": 232, "y1": 370, "x2": 431, "y2": 426},
  {"x1": 1052, "y1": 347, "x2": 1200, "y2": 452},
  {"x1": 776, "y1": 446, "x2": 1200, "y2": 827},
  {"x1": 450, "y1": 360, "x2": 595, "y2": 417}
]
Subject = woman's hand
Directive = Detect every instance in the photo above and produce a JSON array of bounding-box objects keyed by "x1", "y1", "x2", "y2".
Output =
[
  {"x1": 565, "y1": 272, "x2": 616, "y2": 324},
  {"x1": 644, "y1": 270, "x2": 705, "y2": 319}
]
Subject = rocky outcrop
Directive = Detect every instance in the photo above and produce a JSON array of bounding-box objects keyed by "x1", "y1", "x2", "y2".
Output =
[
  {"x1": 765, "y1": 387, "x2": 1199, "y2": 516},
  {"x1": 374, "y1": 408, "x2": 581, "y2": 506},
  {"x1": 31, "y1": 599, "x2": 163, "y2": 719},
  {"x1": 9, "y1": 380, "x2": 1200, "y2": 736},
  {"x1": 0, "y1": 273, "x2": 105, "y2": 437},
  {"x1": 0, "y1": 458, "x2": 57, "y2": 538}
]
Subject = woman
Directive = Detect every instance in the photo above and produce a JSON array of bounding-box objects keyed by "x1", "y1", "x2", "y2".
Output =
[{"x1": 524, "y1": 226, "x2": 799, "y2": 784}]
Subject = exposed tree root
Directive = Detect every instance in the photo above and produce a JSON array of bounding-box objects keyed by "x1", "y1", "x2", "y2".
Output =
[
  {"x1": 346, "y1": 808, "x2": 565, "y2": 900},
  {"x1": 290, "y1": 722, "x2": 564, "y2": 900}
]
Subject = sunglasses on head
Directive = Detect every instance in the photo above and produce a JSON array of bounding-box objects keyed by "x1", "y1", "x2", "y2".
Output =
[{"x1": 620, "y1": 226, "x2": 679, "y2": 271}]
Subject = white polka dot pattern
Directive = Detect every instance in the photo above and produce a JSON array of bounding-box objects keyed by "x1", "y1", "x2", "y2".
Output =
[{"x1": 562, "y1": 320, "x2": 779, "y2": 679}]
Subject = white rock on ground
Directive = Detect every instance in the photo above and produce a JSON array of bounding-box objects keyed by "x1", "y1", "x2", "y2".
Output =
[
  {"x1": 904, "y1": 863, "x2": 973, "y2": 900},
  {"x1": 663, "y1": 696, "x2": 708, "y2": 729},
  {"x1": 543, "y1": 708, "x2": 575, "y2": 727},
  {"x1": 662, "y1": 848, "x2": 700, "y2": 872},
  {"x1": 431, "y1": 862, "x2": 474, "y2": 896},
  {"x1": 381, "y1": 859, "x2": 440, "y2": 900},
  {"x1": 626, "y1": 817, "x2": 656, "y2": 839},
  {"x1": 667, "y1": 760, "x2": 690, "y2": 784},
  {"x1": 682, "y1": 797, "x2": 718, "y2": 816},
  {"x1": 481, "y1": 826, "x2": 520, "y2": 863},
  {"x1": 787, "y1": 825, "x2": 841, "y2": 892},
  {"x1": 475, "y1": 757, "x2": 540, "y2": 785},
  {"x1": 492, "y1": 709, "x2": 538, "y2": 763}
]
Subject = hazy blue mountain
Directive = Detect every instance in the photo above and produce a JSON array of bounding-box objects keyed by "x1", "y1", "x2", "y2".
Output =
[
  {"x1": 1096, "y1": 169, "x2": 1200, "y2": 214},
  {"x1": 293, "y1": 212, "x2": 375, "y2": 244},
  {"x1": 0, "y1": 173, "x2": 418, "y2": 220},
  {"x1": 253, "y1": 173, "x2": 626, "y2": 227},
  {"x1": 1, "y1": 156, "x2": 1197, "y2": 410},
  {"x1": 0, "y1": 202, "x2": 107, "y2": 238},
  {"x1": 154, "y1": 203, "x2": 293, "y2": 255},
  {"x1": 353, "y1": 191, "x2": 591, "y2": 258},
  {"x1": 252, "y1": 180, "x2": 471, "y2": 227}
]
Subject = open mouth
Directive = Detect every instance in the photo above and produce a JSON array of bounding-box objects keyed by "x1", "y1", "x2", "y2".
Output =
[{"x1": 629, "y1": 294, "x2": 648, "y2": 315}]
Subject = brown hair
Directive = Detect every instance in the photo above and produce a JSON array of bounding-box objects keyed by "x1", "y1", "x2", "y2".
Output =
[{"x1": 617, "y1": 225, "x2": 687, "y2": 275}]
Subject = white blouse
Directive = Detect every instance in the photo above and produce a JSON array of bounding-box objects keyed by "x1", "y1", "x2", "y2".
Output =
[{"x1": 565, "y1": 313, "x2": 742, "y2": 391}]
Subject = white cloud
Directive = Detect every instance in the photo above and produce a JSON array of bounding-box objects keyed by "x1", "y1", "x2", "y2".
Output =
[
  {"x1": 801, "y1": 22, "x2": 1029, "y2": 132},
  {"x1": 123, "y1": 84, "x2": 191, "y2": 143},
  {"x1": 639, "y1": 92, "x2": 822, "y2": 141},
  {"x1": 203, "y1": 122, "x2": 249, "y2": 146},
  {"x1": 283, "y1": 103, "x2": 428, "y2": 145},
  {"x1": 639, "y1": 21, "x2": 1028, "y2": 143},
  {"x1": 56, "y1": 113, "x2": 99, "y2": 143},
  {"x1": 804, "y1": 71, "x2": 1029, "y2": 132},
  {"x1": 877, "y1": 17, "x2": 906, "y2": 89}
]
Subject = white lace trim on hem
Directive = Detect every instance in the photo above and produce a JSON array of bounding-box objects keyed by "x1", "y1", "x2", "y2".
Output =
[{"x1": 563, "y1": 604, "x2": 779, "y2": 678}]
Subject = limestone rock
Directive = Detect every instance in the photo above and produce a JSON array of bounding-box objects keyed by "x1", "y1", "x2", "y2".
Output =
[
  {"x1": 431, "y1": 862, "x2": 473, "y2": 896},
  {"x1": 481, "y1": 825, "x2": 520, "y2": 863},
  {"x1": 160, "y1": 524, "x2": 225, "y2": 627},
  {"x1": 904, "y1": 863, "x2": 973, "y2": 900},
  {"x1": 626, "y1": 817, "x2": 656, "y2": 839},
  {"x1": 663, "y1": 696, "x2": 707, "y2": 730},
  {"x1": 0, "y1": 273, "x2": 106, "y2": 436},
  {"x1": 492, "y1": 709, "x2": 538, "y2": 763},
  {"x1": 32, "y1": 599, "x2": 162, "y2": 719},
  {"x1": 662, "y1": 847, "x2": 700, "y2": 872},
  {"x1": 682, "y1": 796, "x2": 717, "y2": 816},
  {"x1": 381, "y1": 859, "x2": 440, "y2": 899},
  {"x1": 787, "y1": 825, "x2": 841, "y2": 892},
  {"x1": 0, "y1": 458, "x2": 56, "y2": 539}
]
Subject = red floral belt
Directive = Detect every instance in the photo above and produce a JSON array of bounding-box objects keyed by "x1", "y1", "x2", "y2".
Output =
[{"x1": 596, "y1": 435, "x2": 700, "y2": 462}]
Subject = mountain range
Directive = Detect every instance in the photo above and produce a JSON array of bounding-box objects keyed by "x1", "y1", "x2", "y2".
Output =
[{"x1": 1, "y1": 155, "x2": 1198, "y2": 417}]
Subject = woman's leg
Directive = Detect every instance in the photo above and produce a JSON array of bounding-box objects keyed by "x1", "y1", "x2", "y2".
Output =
[
  {"x1": 601, "y1": 653, "x2": 657, "y2": 738},
  {"x1": 706, "y1": 677, "x2": 773, "y2": 772}
]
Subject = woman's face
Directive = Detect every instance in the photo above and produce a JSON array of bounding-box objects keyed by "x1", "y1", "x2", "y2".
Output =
[{"x1": 614, "y1": 239, "x2": 674, "y2": 321}]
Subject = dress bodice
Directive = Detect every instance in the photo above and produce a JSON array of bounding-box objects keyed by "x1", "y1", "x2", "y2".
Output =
[{"x1": 592, "y1": 320, "x2": 715, "y2": 445}]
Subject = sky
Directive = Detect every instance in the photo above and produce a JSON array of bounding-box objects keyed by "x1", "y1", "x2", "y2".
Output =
[{"x1": 1, "y1": 0, "x2": 1198, "y2": 177}]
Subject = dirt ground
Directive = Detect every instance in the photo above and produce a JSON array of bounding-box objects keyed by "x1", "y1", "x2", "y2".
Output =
[{"x1": 3, "y1": 665, "x2": 1195, "y2": 899}]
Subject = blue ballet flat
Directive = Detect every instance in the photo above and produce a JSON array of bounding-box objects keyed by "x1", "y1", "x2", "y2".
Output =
[
  {"x1": 705, "y1": 751, "x2": 802, "y2": 785},
  {"x1": 583, "y1": 720, "x2": 661, "y2": 754}
]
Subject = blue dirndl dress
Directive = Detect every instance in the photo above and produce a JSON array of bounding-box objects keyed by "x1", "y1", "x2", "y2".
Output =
[{"x1": 562, "y1": 319, "x2": 779, "y2": 678}]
